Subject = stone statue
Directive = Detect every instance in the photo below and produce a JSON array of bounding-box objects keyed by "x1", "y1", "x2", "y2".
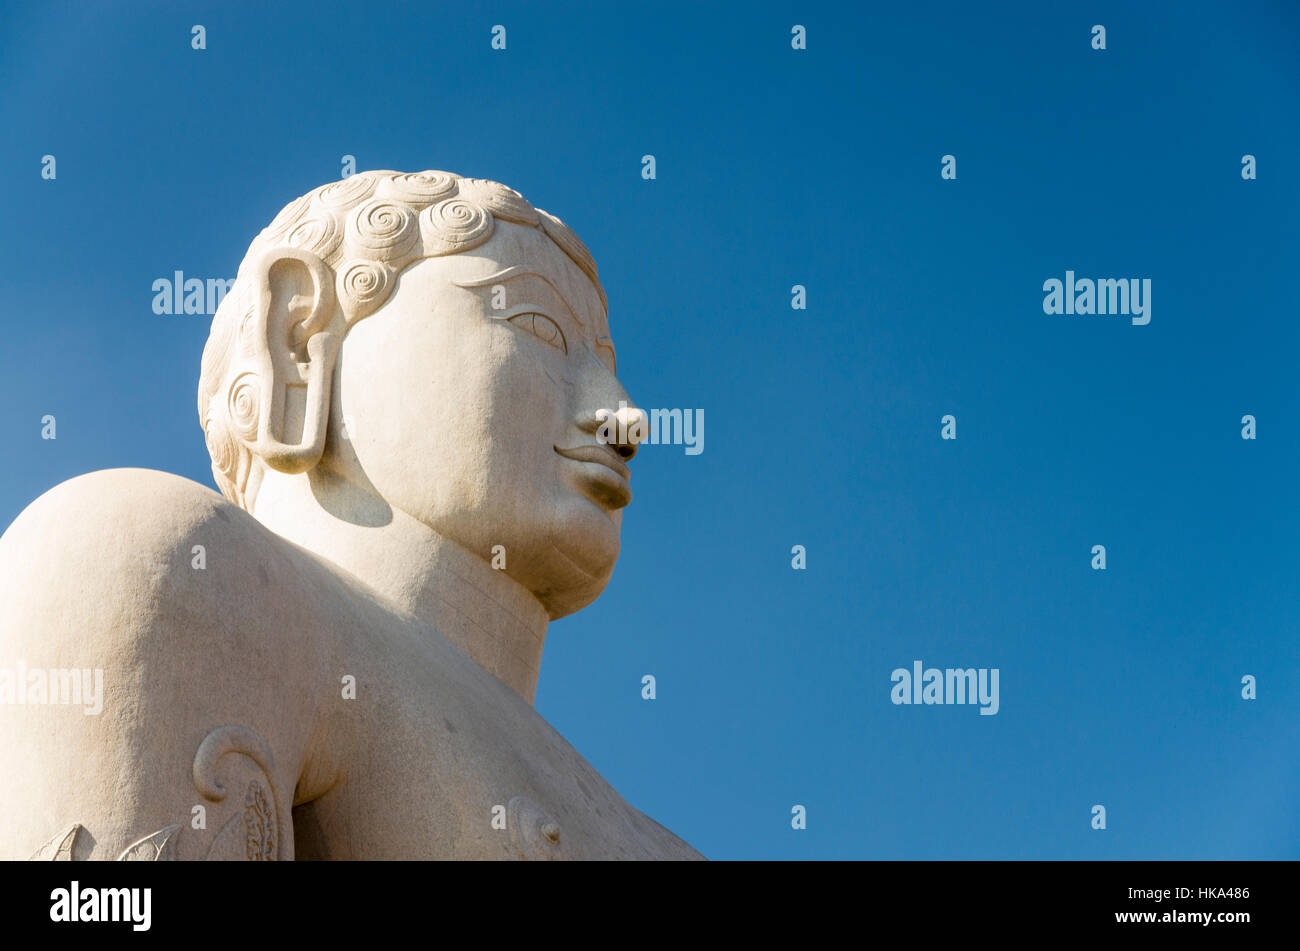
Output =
[{"x1": 0, "y1": 171, "x2": 702, "y2": 860}]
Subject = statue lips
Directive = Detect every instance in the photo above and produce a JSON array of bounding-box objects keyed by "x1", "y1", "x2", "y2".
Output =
[{"x1": 554, "y1": 443, "x2": 633, "y2": 509}]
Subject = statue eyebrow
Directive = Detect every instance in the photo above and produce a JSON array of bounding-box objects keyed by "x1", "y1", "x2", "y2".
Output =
[{"x1": 451, "y1": 266, "x2": 585, "y2": 327}]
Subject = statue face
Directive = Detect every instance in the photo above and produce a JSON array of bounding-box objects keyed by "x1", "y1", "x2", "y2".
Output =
[{"x1": 327, "y1": 220, "x2": 633, "y2": 618}]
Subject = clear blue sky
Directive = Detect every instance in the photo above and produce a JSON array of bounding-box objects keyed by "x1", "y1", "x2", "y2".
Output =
[{"x1": 1, "y1": 0, "x2": 1297, "y2": 858}]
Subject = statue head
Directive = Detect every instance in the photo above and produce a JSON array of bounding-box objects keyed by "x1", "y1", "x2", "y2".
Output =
[{"x1": 198, "y1": 171, "x2": 644, "y2": 618}]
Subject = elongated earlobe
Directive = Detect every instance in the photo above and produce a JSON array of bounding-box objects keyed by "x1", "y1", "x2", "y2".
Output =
[{"x1": 244, "y1": 247, "x2": 341, "y2": 474}]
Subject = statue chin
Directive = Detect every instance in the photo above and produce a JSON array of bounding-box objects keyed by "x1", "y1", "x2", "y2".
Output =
[
  {"x1": 538, "y1": 566, "x2": 615, "y2": 621},
  {"x1": 528, "y1": 520, "x2": 622, "y2": 621}
]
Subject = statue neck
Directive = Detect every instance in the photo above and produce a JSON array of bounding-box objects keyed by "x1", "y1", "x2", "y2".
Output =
[{"x1": 250, "y1": 466, "x2": 549, "y2": 704}]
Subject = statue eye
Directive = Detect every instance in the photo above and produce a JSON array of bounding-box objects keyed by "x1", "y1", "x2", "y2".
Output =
[{"x1": 508, "y1": 312, "x2": 567, "y2": 353}]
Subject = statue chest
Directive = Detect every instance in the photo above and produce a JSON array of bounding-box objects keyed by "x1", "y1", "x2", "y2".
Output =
[{"x1": 296, "y1": 640, "x2": 698, "y2": 860}]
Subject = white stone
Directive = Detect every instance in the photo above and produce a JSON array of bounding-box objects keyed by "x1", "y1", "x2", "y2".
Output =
[{"x1": 0, "y1": 171, "x2": 701, "y2": 860}]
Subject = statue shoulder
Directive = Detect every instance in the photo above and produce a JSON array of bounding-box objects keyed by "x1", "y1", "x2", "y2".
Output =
[
  {"x1": 2, "y1": 466, "x2": 245, "y2": 570},
  {"x1": 0, "y1": 467, "x2": 332, "y2": 659},
  {"x1": 0, "y1": 469, "x2": 345, "y2": 859}
]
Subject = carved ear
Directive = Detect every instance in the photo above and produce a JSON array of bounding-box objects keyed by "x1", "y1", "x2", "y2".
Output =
[{"x1": 244, "y1": 247, "x2": 340, "y2": 474}]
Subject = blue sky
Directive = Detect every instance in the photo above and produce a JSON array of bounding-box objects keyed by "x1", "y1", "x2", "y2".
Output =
[{"x1": 1, "y1": 0, "x2": 1297, "y2": 858}]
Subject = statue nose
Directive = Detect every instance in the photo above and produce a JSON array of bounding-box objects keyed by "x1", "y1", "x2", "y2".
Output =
[
  {"x1": 581, "y1": 405, "x2": 646, "y2": 460},
  {"x1": 611, "y1": 406, "x2": 647, "y2": 459}
]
